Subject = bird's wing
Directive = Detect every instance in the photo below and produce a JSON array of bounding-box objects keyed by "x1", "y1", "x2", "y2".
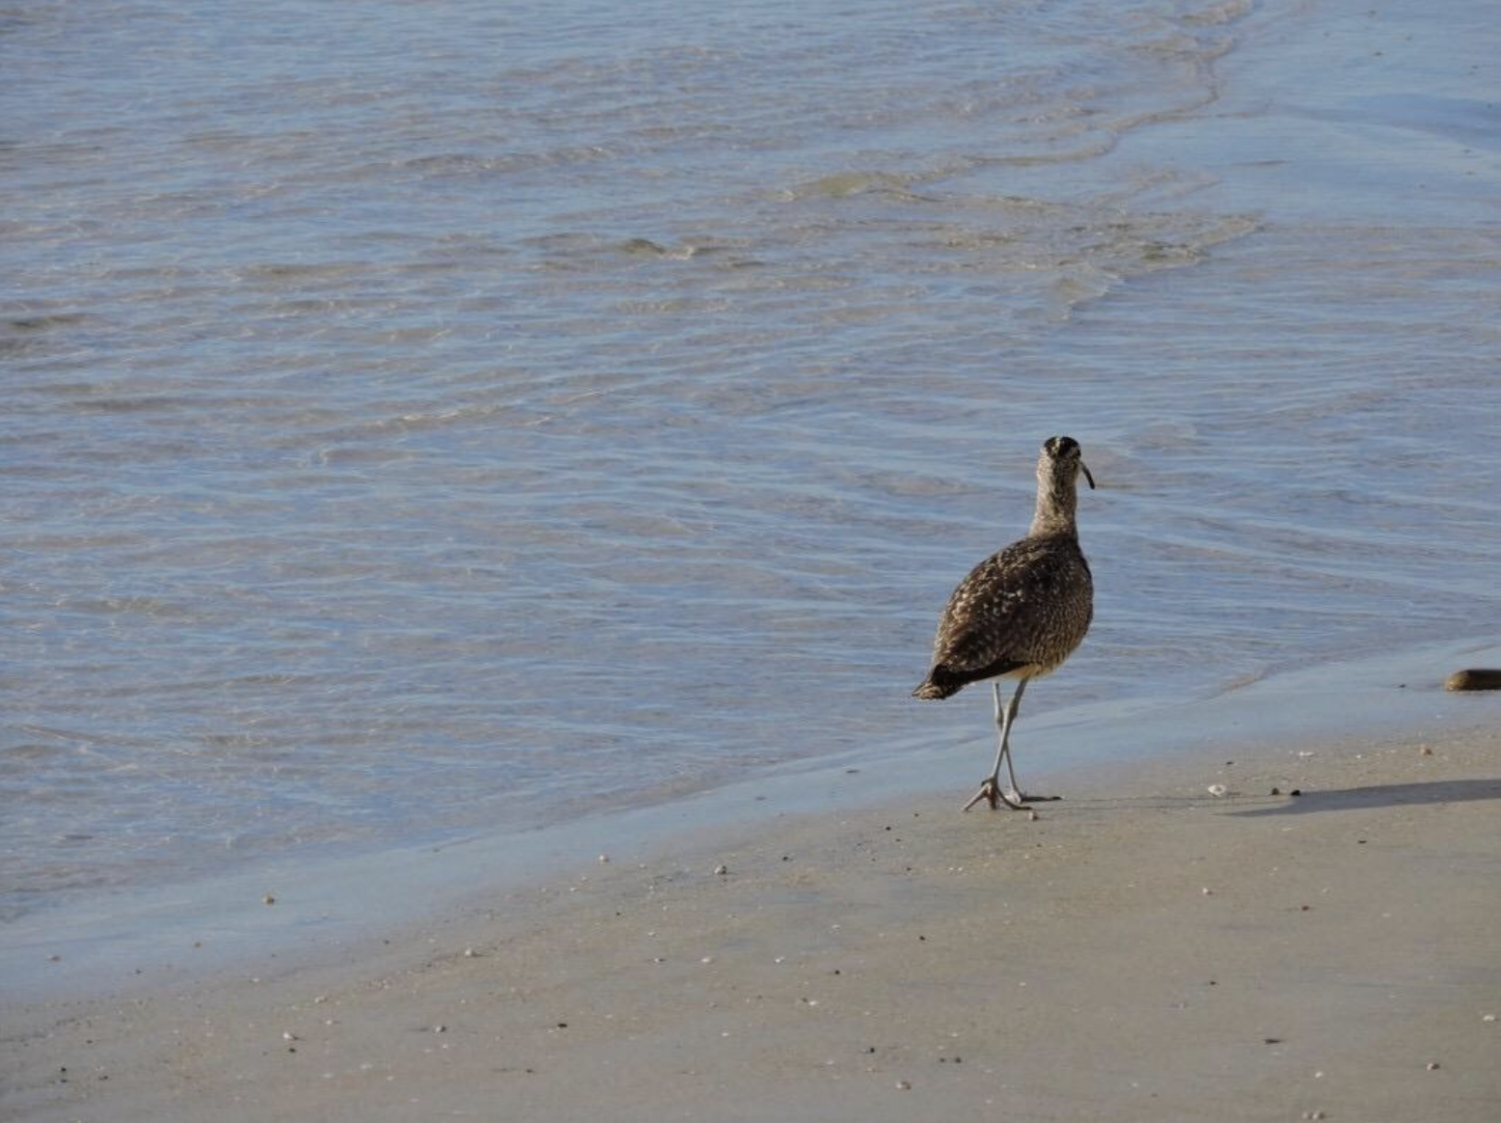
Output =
[{"x1": 930, "y1": 538, "x2": 1062, "y2": 672}]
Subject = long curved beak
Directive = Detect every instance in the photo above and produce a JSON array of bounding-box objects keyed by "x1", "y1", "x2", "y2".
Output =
[{"x1": 1081, "y1": 462, "x2": 1096, "y2": 490}]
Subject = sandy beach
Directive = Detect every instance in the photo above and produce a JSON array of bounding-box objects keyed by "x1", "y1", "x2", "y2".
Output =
[{"x1": 6, "y1": 720, "x2": 1499, "y2": 1122}]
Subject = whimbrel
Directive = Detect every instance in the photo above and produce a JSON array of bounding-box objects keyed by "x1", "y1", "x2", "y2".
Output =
[{"x1": 913, "y1": 436, "x2": 1095, "y2": 811}]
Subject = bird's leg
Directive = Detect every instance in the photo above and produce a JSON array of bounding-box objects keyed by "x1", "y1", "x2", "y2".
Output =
[
  {"x1": 962, "y1": 680, "x2": 1030, "y2": 811},
  {"x1": 997, "y1": 677, "x2": 1059, "y2": 804}
]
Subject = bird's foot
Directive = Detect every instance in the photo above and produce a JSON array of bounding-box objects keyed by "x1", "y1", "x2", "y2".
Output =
[{"x1": 962, "y1": 778, "x2": 1030, "y2": 812}]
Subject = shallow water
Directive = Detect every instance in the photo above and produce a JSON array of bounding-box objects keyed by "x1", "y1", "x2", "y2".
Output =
[{"x1": 3, "y1": 0, "x2": 1498, "y2": 925}]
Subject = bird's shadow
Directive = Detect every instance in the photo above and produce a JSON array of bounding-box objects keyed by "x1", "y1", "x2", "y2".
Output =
[{"x1": 1225, "y1": 778, "x2": 1501, "y2": 817}]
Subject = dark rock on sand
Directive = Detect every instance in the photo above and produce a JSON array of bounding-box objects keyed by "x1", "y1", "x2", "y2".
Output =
[{"x1": 1445, "y1": 669, "x2": 1501, "y2": 692}]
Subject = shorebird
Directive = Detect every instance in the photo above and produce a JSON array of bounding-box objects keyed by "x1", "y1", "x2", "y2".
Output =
[{"x1": 914, "y1": 436, "x2": 1095, "y2": 811}]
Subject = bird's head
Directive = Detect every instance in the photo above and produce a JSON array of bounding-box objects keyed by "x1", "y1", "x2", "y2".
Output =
[{"x1": 1041, "y1": 435, "x2": 1095, "y2": 491}]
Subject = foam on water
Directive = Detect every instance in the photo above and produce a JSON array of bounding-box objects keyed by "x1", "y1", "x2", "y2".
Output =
[{"x1": 2, "y1": 0, "x2": 1498, "y2": 937}]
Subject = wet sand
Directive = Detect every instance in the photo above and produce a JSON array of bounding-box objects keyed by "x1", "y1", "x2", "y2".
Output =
[{"x1": 6, "y1": 725, "x2": 1499, "y2": 1122}]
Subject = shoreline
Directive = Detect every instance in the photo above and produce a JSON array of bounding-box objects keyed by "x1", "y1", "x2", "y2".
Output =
[
  {"x1": 3, "y1": 636, "x2": 1497, "y2": 1007},
  {"x1": 5, "y1": 646, "x2": 1500, "y2": 1121}
]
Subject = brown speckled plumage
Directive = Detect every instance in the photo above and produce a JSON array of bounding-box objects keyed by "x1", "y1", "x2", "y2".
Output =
[{"x1": 914, "y1": 436, "x2": 1096, "y2": 810}]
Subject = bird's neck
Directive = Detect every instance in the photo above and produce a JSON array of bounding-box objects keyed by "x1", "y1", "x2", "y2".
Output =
[{"x1": 1028, "y1": 479, "x2": 1078, "y2": 539}]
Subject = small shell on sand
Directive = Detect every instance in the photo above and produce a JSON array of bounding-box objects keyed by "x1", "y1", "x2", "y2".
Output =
[
  {"x1": 1207, "y1": 784, "x2": 1227, "y2": 797},
  {"x1": 1445, "y1": 668, "x2": 1501, "y2": 691}
]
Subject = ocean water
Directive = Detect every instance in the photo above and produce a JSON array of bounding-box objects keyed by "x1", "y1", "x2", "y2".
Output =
[{"x1": 3, "y1": 0, "x2": 1498, "y2": 927}]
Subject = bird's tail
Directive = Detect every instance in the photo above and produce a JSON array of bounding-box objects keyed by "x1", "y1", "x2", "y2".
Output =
[{"x1": 912, "y1": 667, "x2": 962, "y2": 700}]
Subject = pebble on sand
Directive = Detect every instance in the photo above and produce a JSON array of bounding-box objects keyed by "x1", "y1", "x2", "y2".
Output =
[{"x1": 1445, "y1": 668, "x2": 1501, "y2": 691}]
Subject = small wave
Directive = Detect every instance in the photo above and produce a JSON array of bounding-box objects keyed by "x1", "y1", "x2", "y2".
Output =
[
  {"x1": 55, "y1": 595, "x2": 198, "y2": 619},
  {"x1": 787, "y1": 171, "x2": 924, "y2": 200},
  {"x1": 6, "y1": 312, "x2": 93, "y2": 333}
]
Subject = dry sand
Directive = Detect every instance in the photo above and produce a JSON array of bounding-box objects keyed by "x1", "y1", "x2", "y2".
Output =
[{"x1": 5, "y1": 727, "x2": 1500, "y2": 1122}]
